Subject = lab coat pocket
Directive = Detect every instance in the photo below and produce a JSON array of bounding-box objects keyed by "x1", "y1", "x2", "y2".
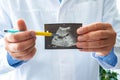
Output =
[{"x1": 64, "y1": 0, "x2": 100, "y2": 24}]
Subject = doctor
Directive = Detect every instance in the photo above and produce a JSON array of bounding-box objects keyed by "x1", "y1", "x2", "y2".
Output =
[{"x1": 0, "y1": 0, "x2": 120, "y2": 80}]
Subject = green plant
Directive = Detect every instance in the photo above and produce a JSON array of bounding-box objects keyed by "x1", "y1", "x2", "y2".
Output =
[{"x1": 100, "y1": 66, "x2": 118, "y2": 80}]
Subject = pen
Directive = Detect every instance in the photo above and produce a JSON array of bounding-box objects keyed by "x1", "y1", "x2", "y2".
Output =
[{"x1": 4, "y1": 29, "x2": 53, "y2": 36}]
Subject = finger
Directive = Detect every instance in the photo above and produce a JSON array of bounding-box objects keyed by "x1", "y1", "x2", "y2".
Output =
[
  {"x1": 8, "y1": 45, "x2": 35, "y2": 58},
  {"x1": 15, "y1": 48, "x2": 36, "y2": 60},
  {"x1": 77, "y1": 23, "x2": 112, "y2": 35},
  {"x1": 76, "y1": 39, "x2": 112, "y2": 49},
  {"x1": 77, "y1": 30, "x2": 111, "y2": 41},
  {"x1": 5, "y1": 30, "x2": 36, "y2": 42},
  {"x1": 15, "y1": 19, "x2": 27, "y2": 31},
  {"x1": 5, "y1": 38, "x2": 36, "y2": 53}
]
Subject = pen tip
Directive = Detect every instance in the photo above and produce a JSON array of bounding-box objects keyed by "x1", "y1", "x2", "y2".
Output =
[{"x1": 4, "y1": 30, "x2": 8, "y2": 32}]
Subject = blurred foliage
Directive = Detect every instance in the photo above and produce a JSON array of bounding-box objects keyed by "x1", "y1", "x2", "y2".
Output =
[{"x1": 100, "y1": 66, "x2": 118, "y2": 80}]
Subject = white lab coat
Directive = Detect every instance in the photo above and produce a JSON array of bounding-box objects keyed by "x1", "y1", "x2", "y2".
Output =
[{"x1": 0, "y1": 0, "x2": 120, "y2": 80}]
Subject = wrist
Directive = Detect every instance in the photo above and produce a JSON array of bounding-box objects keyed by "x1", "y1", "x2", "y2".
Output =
[
  {"x1": 7, "y1": 53, "x2": 25, "y2": 67},
  {"x1": 93, "y1": 48, "x2": 117, "y2": 68}
]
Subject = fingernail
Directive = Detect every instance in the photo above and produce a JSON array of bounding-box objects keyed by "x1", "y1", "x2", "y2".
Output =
[
  {"x1": 31, "y1": 31, "x2": 36, "y2": 37},
  {"x1": 78, "y1": 36, "x2": 84, "y2": 41},
  {"x1": 77, "y1": 28, "x2": 84, "y2": 34},
  {"x1": 78, "y1": 36, "x2": 82, "y2": 41}
]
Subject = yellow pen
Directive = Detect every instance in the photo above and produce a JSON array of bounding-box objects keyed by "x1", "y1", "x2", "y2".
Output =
[
  {"x1": 35, "y1": 31, "x2": 52, "y2": 36},
  {"x1": 4, "y1": 29, "x2": 54, "y2": 36}
]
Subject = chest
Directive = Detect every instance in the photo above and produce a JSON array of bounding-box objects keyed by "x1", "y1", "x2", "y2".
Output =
[{"x1": 8, "y1": 0, "x2": 104, "y2": 29}]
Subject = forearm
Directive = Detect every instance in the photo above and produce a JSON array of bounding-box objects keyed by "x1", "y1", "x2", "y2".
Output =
[
  {"x1": 7, "y1": 53, "x2": 25, "y2": 67},
  {"x1": 92, "y1": 48, "x2": 117, "y2": 69}
]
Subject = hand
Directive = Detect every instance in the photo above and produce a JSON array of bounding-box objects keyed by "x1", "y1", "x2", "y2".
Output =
[
  {"x1": 76, "y1": 22, "x2": 116, "y2": 56},
  {"x1": 4, "y1": 19, "x2": 36, "y2": 60}
]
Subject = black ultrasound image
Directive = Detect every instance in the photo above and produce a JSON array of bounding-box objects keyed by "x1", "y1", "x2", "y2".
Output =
[{"x1": 44, "y1": 23, "x2": 82, "y2": 49}]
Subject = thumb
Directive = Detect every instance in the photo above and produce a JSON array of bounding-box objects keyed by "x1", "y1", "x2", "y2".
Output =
[{"x1": 15, "y1": 19, "x2": 27, "y2": 31}]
